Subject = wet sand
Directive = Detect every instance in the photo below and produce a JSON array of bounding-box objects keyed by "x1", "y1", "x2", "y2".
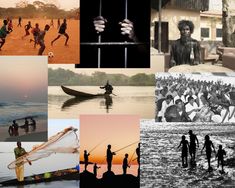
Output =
[
  {"x1": 0, "y1": 119, "x2": 47, "y2": 142},
  {"x1": 141, "y1": 120, "x2": 235, "y2": 187}
]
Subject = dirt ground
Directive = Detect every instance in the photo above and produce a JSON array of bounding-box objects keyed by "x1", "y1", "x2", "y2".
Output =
[{"x1": 0, "y1": 19, "x2": 80, "y2": 64}]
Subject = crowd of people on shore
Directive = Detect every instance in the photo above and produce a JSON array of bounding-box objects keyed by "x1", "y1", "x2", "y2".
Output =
[{"x1": 156, "y1": 74, "x2": 235, "y2": 123}]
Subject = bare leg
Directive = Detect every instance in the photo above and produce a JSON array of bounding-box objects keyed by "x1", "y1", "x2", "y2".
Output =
[
  {"x1": 0, "y1": 38, "x2": 6, "y2": 50},
  {"x1": 38, "y1": 42, "x2": 45, "y2": 55},
  {"x1": 51, "y1": 35, "x2": 61, "y2": 46},
  {"x1": 185, "y1": 156, "x2": 188, "y2": 167},
  {"x1": 64, "y1": 33, "x2": 69, "y2": 46},
  {"x1": 208, "y1": 157, "x2": 211, "y2": 169}
]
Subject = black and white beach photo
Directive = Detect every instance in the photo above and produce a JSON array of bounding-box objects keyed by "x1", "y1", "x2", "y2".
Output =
[{"x1": 141, "y1": 120, "x2": 235, "y2": 188}]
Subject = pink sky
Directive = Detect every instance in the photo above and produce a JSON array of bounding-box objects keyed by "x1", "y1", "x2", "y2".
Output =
[
  {"x1": 80, "y1": 115, "x2": 139, "y2": 165},
  {"x1": 0, "y1": 57, "x2": 47, "y2": 102}
]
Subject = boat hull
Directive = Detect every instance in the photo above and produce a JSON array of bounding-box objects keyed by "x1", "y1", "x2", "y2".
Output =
[
  {"x1": 61, "y1": 86, "x2": 105, "y2": 98},
  {"x1": 0, "y1": 168, "x2": 79, "y2": 186}
]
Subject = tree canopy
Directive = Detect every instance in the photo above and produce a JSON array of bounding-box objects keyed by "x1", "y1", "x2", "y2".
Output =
[
  {"x1": 48, "y1": 68, "x2": 155, "y2": 86},
  {"x1": 0, "y1": 0, "x2": 79, "y2": 19}
]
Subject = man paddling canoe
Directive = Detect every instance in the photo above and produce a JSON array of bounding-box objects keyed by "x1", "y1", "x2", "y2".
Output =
[
  {"x1": 100, "y1": 80, "x2": 113, "y2": 95},
  {"x1": 14, "y1": 142, "x2": 31, "y2": 182}
]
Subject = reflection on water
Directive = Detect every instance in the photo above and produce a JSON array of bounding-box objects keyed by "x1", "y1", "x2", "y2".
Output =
[
  {"x1": 140, "y1": 120, "x2": 235, "y2": 188},
  {"x1": 48, "y1": 86, "x2": 154, "y2": 118}
]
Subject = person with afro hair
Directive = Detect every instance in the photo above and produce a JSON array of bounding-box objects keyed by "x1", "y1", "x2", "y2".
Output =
[{"x1": 170, "y1": 20, "x2": 201, "y2": 67}]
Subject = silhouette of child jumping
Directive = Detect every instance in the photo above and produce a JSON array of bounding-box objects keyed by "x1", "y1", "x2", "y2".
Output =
[{"x1": 177, "y1": 135, "x2": 189, "y2": 167}]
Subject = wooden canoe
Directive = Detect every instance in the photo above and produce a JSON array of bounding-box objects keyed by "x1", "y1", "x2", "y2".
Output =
[
  {"x1": 61, "y1": 86, "x2": 105, "y2": 98},
  {"x1": 0, "y1": 168, "x2": 79, "y2": 186}
]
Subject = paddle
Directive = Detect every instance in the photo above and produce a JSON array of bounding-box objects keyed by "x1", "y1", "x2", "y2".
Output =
[{"x1": 111, "y1": 93, "x2": 117, "y2": 96}]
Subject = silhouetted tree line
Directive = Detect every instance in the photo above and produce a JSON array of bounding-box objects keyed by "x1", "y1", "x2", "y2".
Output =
[
  {"x1": 0, "y1": 1, "x2": 79, "y2": 19},
  {"x1": 48, "y1": 68, "x2": 155, "y2": 86}
]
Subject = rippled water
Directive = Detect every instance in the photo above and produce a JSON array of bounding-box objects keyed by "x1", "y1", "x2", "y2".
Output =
[{"x1": 140, "y1": 120, "x2": 235, "y2": 187}]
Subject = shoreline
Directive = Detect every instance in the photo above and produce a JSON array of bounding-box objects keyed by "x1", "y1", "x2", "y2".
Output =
[
  {"x1": 4, "y1": 131, "x2": 47, "y2": 142},
  {"x1": 0, "y1": 119, "x2": 47, "y2": 141}
]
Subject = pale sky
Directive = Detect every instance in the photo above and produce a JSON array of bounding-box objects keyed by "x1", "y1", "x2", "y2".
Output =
[
  {"x1": 80, "y1": 115, "x2": 139, "y2": 164},
  {"x1": 0, "y1": 56, "x2": 47, "y2": 103},
  {"x1": 0, "y1": 0, "x2": 79, "y2": 10},
  {"x1": 48, "y1": 64, "x2": 156, "y2": 76}
]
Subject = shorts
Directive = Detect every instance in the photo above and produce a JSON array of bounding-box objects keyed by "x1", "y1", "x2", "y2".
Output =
[{"x1": 25, "y1": 29, "x2": 30, "y2": 35}]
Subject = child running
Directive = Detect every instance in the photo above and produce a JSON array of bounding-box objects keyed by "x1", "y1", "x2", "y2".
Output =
[
  {"x1": 216, "y1": 145, "x2": 226, "y2": 172},
  {"x1": 37, "y1": 24, "x2": 50, "y2": 55},
  {"x1": 201, "y1": 135, "x2": 216, "y2": 171},
  {"x1": 51, "y1": 18, "x2": 69, "y2": 46},
  {"x1": 30, "y1": 23, "x2": 40, "y2": 48},
  {"x1": 22, "y1": 21, "x2": 32, "y2": 39},
  {"x1": 177, "y1": 135, "x2": 189, "y2": 168},
  {"x1": 8, "y1": 19, "x2": 13, "y2": 33},
  {"x1": 0, "y1": 20, "x2": 9, "y2": 51}
]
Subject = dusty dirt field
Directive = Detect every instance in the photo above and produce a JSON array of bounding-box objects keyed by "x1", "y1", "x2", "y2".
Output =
[{"x1": 0, "y1": 19, "x2": 80, "y2": 64}]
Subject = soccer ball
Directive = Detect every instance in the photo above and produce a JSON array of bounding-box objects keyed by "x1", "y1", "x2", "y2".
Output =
[{"x1": 48, "y1": 52, "x2": 54, "y2": 58}]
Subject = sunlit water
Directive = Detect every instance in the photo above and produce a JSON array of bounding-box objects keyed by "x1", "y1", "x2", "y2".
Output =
[
  {"x1": 140, "y1": 120, "x2": 235, "y2": 187},
  {"x1": 48, "y1": 86, "x2": 155, "y2": 119}
]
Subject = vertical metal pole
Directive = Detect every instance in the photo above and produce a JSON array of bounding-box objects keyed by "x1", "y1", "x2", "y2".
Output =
[
  {"x1": 98, "y1": 0, "x2": 102, "y2": 68},
  {"x1": 124, "y1": 0, "x2": 128, "y2": 68},
  {"x1": 158, "y1": 0, "x2": 162, "y2": 53}
]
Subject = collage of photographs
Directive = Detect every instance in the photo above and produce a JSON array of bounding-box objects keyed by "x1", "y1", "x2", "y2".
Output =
[{"x1": 0, "y1": 0, "x2": 235, "y2": 188}]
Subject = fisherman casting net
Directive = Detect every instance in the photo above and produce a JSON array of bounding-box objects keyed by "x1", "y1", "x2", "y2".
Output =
[{"x1": 8, "y1": 127, "x2": 79, "y2": 169}]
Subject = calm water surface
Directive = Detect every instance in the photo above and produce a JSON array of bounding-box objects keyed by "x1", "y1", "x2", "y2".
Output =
[
  {"x1": 48, "y1": 86, "x2": 154, "y2": 119},
  {"x1": 0, "y1": 153, "x2": 79, "y2": 187}
]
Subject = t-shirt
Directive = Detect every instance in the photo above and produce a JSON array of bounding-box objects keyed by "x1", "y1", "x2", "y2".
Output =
[
  {"x1": 185, "y1": 102, "x2": 199, "y2": 120},
  {"x1": 174, "y1": 95, "x2": 186, "y2": 104},
  {"x1": 38, "y1": 30, "x2": 46, "y2": 42},
  {"x1": 14, "y1": 147, "x2": 26, "y2": 159},
  {"x1": 159, "y1": 100, "x2": 173, "y2": 120},
  {"x1": 0, "y1": 25, "x2": 8, "y2": 38},
  {"x1": 59, "y1": 23, "x2": 67, "y2": 34}
]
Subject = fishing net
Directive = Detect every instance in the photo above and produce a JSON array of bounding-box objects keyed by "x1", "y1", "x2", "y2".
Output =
[{"x1": 8, "y1": 127, "x2": 79, "y2": 169}]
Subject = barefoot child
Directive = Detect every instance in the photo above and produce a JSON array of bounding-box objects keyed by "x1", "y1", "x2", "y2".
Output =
[
  {"x1": 51, "y1": 18, "x2": 69, "y2": 46},
  {"x1": 22, "y1": 21, "x2": 32, "y2": 39},
  {"x1": 30, "y1": 23, "x2": 40, "y2": 48},
  {"x1": 8, "y1": 19, "x2": 13, "y2": 33},
  {"x1": 201, "y1": 135, "x2": 216, "y2": 170},
  {"x1": 0, "y1": 20, "x2": 9, "y2": 50},
  {"x1": 216, "y1": 145, "x2": 226, "y2": 172},
  {"x1": 38, "y1": 24, "x2": 50, "y2": 55},
  {"x1": 177, "y1": 135, "x2": 189, "y2": 167}
]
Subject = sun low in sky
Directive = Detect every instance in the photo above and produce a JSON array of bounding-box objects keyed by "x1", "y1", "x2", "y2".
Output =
[
  {"x1": 80, "y1": 115, "x2": 139, "y2": 165},
  {"x1": 0, "y1": 56, "x2": 48, "y2": 103}
]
